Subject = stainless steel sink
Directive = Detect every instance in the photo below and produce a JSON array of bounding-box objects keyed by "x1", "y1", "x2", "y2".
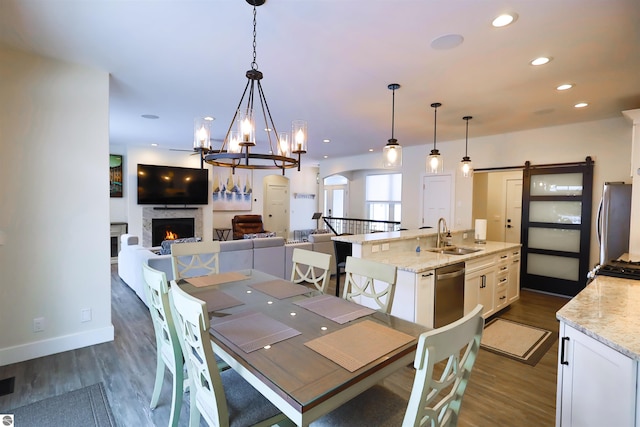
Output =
[{"x1": 425, "y1": 246, "x2": 483, "y2": 255}]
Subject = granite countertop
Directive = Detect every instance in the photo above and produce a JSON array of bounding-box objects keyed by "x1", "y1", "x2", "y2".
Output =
[
  {"x1": 333, "y1": 229, "x2": 443, "y2": 245},
  {"x1": 556, "y1": 275, "x2": 640, "y2": 360},
  {"x1": 363, "y1": 241, "x2": 521, "y2": 273}
]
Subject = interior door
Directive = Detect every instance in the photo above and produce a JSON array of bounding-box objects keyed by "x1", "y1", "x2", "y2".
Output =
[
  {"x1": 422, "y1": 174, "x2": 452, "y2": 228},
  {"x1": 520, "y1": 159, "x2": 594, "y2": 296},
  {"x1": 505, "y1": 179, "x2": 523, "y2": 243},
  {"x1": 263, "y1": 175, "x2": 290, "y2": 237}
]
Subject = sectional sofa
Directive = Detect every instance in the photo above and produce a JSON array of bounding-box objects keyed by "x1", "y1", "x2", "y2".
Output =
[{"x1": 117, "y1": 233, "x2": 337, "y2": 306}]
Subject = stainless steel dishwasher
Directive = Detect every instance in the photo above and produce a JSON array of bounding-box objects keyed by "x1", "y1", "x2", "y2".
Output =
[{"x1": 434, "y1": 262, "x2": 465, "y2": 328}]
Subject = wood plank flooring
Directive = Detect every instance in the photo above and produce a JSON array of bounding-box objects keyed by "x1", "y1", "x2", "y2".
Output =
[{"x1": 0, "y1": 266, "x2": 569, "y2": 426}]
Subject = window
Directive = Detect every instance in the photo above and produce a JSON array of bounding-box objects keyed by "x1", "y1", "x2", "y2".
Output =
[{"x1": 365, "y1": 174, "x2": 401, "y2": 224}]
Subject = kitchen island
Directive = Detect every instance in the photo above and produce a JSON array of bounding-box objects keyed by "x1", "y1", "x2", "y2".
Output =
[
  {"x1": 555, "y1": 269, "x2": 640, "y2": 427},
  {"x1": 333, "y1": 230, "x2": 521, "y2": 327}
]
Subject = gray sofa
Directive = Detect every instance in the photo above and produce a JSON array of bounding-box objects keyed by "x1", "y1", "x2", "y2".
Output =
[{"x1": 117, "y1": 233, "x2": 336, "y2": 306}]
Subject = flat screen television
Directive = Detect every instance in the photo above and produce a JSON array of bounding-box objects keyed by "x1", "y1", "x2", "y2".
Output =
[{"x1": 137, "y1": 164, "x2": 209, "y2": 205}]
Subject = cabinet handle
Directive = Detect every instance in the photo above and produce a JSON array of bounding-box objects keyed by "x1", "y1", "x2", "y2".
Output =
[
  {"x1": 499, "y1": 296, "x2": 506, "y2": 300},
  {"x1": 480, "y1": 275, "x2": 486, "y2": 288},
  {"x1": 500, "y1": 255, "x2": 508, "y2": 259},
  {"x1": 500, "y1": 278, "x2": 507, "y2": 283},
  {"x1": 500, "y1": 266, "x2": 508, "y2": 271},
  {"x1": 422, "y1": 272, "x2": 434, "y2": 277},
  {"x1": 560, "y1": 337, "x2": 570, "y2": 365}
]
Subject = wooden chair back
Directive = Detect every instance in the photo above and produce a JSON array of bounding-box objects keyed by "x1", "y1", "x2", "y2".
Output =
[
  {"x1": 290, "y1": 248, "x2": 332, "y2": 293},
  {"x1": 342, "y1": 256, "x2": 397, "y2": 314},
  {"x1": 170, "y1": 240, "x2": 220, "y2": 280}
]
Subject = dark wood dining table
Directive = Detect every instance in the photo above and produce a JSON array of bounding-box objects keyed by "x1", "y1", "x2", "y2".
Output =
[{"x1": 179, "y1": 269, "x2": 429, "y2": 426}]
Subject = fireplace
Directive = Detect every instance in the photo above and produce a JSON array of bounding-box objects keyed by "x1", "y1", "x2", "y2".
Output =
[{"x1": 152, "y1": 218, "x2": 195, "y2": 247}]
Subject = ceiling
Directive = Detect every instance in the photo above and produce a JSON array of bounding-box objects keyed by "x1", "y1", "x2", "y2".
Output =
[{"x1": 1, "y1": 0, "x2": 639, "y2": 164}]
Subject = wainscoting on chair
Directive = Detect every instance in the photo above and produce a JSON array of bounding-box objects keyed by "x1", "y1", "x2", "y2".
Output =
[
  {"x1": 170, "y1": 240, "x2": 220, "y2": 281},
  {"x1": 141, "y1": 263, "x2": 187, "y2": 427},
  {"x1": 342, "y1": 256, "x2": 397, "y2": 314},
  {"x1": 290, "y1": 248, "x2": 332, "y2": 293},
  {"x1": 311, "y1": 304, "x2": 485, "y2": 427},
  {"x1": 168, "y1": 284, "x2": 290, "y2": 427}
]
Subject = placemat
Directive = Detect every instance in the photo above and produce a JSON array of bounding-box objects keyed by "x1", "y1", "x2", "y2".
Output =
[
  {"x1": 304, "y1": 320, "x2": 415, "y2": 372},
  {"x1": 293, "y1": 294, "x2": 375, "y2": 324},
  {"x1": 249, "y1": 279, "x2": 312, "y2": 299},
  {"x1": 185, "y1": 271, "x2": 249, "y2": 288},
  {"x1": 194, "y1": 289, "x2": 244, "y2": 312},
  {"x1": 210, "y1": 310, "x2": 301, "y2": 353}
]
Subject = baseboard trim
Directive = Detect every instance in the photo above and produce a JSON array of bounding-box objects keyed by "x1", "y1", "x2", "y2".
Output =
[{"x1": 0, "y1": 325, "x2": 114, "y2": 366}]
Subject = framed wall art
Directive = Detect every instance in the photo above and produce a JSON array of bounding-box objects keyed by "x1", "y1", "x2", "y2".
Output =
[
  {"x1": 212, "y1": 167, "x2": 252, "y2": 211},
  {"x1": 109, "y1": 154, "x2": 123, "y2": 198}
]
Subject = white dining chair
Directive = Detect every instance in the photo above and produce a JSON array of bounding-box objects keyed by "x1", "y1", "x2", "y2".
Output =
[
  {"x1": 141, "y1": 263, "x2": 187, "y2": 427},
  {"x1": 290, "y1": 248, "x2": 332, "y2": 293},
  {"x1": 170, "y1": 240, "x2": 220, "y2": 281},
  {"x1": 168, "y1": 283, "x2": 292, "y2": 427},
  {"x1": 342, "y1": 256, "x2": 398, "y2": 314},
  {"x1": 311, "y1": 304, "x2": 485, "y2": 427}
]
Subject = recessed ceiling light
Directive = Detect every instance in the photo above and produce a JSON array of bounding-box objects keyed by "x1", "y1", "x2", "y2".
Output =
[
  {"x1": 431, "y1": 34, "x2": 464, "y2": 50},
  {"x1": 141, "y1": 114, "x2": 159, "y2": 119},
  {"x1": 323, "y1": 155, "x2": 328, "y2": 159},
  {"x1": 150, "y1": 143, "x2": 158, "y2": 147},
  {"x1": 530, "y1": 57, "x2": 551, "y2": 66},
  {"x1": 323, "y1": 139, "x2": 330, "y2": 143},
  {"x1": 204, "y1": 116, "x2": 214, "y2": 121},
  {"x1": 492, "y1": 13, "x2": 518, "y2": 27},
  {"x1": 574, "y1": 102, "x2": 589, "y2": 108},
  {"x1": 368, "y1": 148, "x2": 374, "y2": 152},
  {"x1": 557, "y1": 83, "x2": 574, "y2": 91}
]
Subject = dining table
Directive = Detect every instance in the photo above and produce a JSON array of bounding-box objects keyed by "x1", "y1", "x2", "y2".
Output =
[{"x1": 178, "y1": 269, "x2": 429, "y2": 426}]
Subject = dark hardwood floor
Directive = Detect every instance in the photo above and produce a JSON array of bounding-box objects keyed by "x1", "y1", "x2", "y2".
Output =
[{"x1": 0, "y1": 265, "x2": 569, "y2": 426}]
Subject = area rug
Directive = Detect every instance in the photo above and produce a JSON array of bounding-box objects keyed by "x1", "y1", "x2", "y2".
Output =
[
  {"x1": 480, "y1": 318, "x2": 556, "y2": 366},
  {"x1": 9, "y1": 382, "x2": 116, "y2": 427}
]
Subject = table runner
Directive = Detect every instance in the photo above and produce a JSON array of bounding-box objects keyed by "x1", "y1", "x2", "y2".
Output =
[
  {"x1": 210, "y1": 311, "x2": 301, "y2": 353},
  {"x1": 185, "y1": 271, "x2": 249, "y2": 288},
  {"x1": 304, "y1": 320, "x2": 414, "y2": 372},
  {"x1": 249, "y1": 279, "x2": 312, "y2": 299},
  {"x1": 194, "y1": 289, "x2": 244, "y2": 312},
  {"x1": 293, "y1": 294, "x2": 375, "y2": 324}
]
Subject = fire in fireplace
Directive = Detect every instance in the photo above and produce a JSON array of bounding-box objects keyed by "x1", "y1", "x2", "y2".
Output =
[{"x1": 152, "y1": 218, "x2": 195, "y2": 247}]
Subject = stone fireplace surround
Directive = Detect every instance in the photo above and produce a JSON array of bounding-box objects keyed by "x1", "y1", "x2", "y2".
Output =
[{"x1": 142, "y1": 207, "x2": 203, "y2": 248}]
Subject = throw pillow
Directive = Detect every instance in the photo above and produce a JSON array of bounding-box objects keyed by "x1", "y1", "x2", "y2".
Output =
[
  {"x1": 243, "y1": 232, "x2": 276, "y2": 239},
  {"x1": 160, "y1": 237, "x2": 202, "y2": 255}
]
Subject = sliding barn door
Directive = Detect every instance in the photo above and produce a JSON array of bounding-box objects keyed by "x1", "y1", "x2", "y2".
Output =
[{"x1": 520, "y1": 158, "x2": 594, "y2": 296}]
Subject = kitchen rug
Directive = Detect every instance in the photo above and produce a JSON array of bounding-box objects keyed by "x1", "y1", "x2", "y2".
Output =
[{"x1": 480, "y1": 318, "x2": 556, "y2": 366}]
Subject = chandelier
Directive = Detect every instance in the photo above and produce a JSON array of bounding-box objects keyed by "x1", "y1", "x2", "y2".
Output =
[{"x1": 199, "y1": 0, "x2": 306, "y2": 174}]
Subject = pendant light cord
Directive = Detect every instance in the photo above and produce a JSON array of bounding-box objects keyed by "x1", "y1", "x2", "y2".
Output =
[{"x1": 391, "y1": 87, "x2": 396, "y2": 140}]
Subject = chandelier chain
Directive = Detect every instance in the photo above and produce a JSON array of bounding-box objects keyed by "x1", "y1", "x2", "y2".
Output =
[{"x1": 251, "y1": 5, "x2": 258, "y2": 70}]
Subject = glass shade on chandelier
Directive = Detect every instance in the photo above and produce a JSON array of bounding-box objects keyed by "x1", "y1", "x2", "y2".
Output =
[
  {"x1": 291, "y1": 120, "x2": 308, "y2": 154},
  {"x1": 193, "y1": 117, "x2": 213, "y2": 150},
  {"x1": 460, "y1": 115, "x2": 474, "y2": 178},
  {"x1": 383, "y1": 83, "x2": 402, "y2": 168},
  {"x1": 426, "y1": 102, "x2": 443, "y2": 174}
]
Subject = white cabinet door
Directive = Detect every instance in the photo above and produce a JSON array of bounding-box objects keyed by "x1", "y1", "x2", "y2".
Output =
[
  {"x1": 465, "y1": 267, "x2": 495, "y2": 318},
  {"x1": 557, "y1": 322, "x2": 637, "y2": 427}
]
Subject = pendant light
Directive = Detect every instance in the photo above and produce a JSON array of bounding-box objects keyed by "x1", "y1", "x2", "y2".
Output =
[
  {"x1": 460, "y1": 116, "x2": 473, "y2": 178},
  {"x1": 383, "y1": 83, "x2": 402, "y2": 168},
  {"x1": 426, "y1": 102, "x2": 444, "y2": 173}
]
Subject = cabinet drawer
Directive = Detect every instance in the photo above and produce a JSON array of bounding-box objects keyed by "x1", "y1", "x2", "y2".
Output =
[
  {"x1": 466, "y1": 255, "x2": 496, "y2": 274},
  {"x1": 495, "y1": 287, "x2": 508, "y2": 309}
]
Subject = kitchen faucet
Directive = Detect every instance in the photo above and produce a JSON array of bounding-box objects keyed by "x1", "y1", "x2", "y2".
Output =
[{"x1": 437, "y1": 217, "x2": 449, "y2": 248}]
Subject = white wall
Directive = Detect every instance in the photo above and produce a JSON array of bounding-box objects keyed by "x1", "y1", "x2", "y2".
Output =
[
  {"x1": 623, "y1": 109, "x2": 640, "y2": 255},
  {"x1": 319, "y1": 116, "x2": 633, "y2": 268},
  {"x1": 0, "y1": 46, "x2": 113, "y2": 365},
  {"x1": 110, "y1": 144, "x2": 320, "y2": 241}
]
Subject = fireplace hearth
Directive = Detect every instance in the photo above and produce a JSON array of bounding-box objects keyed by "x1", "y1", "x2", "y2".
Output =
[{"x1": 152, "y1": 218, "x2": 195, "y2": 247}]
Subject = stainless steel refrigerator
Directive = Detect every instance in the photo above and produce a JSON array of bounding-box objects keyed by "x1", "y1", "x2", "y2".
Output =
[{"x1": 597, "y1": 182, "x2": 632, "y2": 266}]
